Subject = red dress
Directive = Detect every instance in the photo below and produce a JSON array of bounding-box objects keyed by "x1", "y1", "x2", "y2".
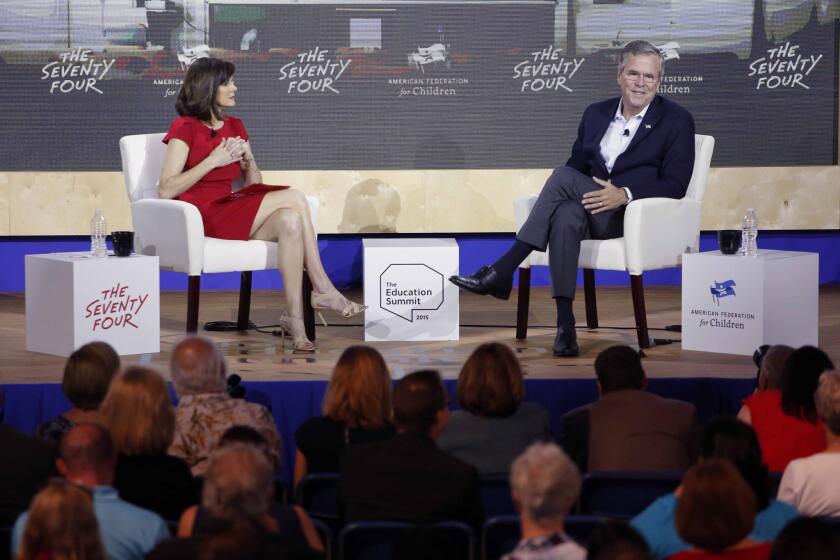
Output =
[
  {"x1": 743, "y1": 390, "x2": 825, "y2": 472},
  {"x1": 163, "y1": 115, "x2": 288, "y2": 240}
]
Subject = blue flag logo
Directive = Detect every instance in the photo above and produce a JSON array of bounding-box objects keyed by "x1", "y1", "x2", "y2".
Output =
[{"x1": 710, "y1": 280, "x2": 736, "y2": 305}]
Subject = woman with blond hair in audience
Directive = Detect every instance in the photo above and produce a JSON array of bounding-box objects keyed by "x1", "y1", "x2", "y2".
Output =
[
  {"x1": 438, "y1": 342, "x2": 551, "y2": 474},
  {"x1": 16, "y1": 480, "x2": 106, "y2": 560},
  {"x1": 36, "y1": 341, "x2": 120, "y2": 446},
  {"x1": 293, "y1": 345, "x2": 394, "y2": 486},
  {"x1": 100, "y1": 366, "x2": 196, "y2": 519},
  {"x1": 738, "y1": 346, "x2": 833, "y2": 471},
  {"x1": 670, "y1": 459, "x2": 772, "y2": 560},
  {"x1": 777, "y1": 368, "x2": 840, "y2": 517}
]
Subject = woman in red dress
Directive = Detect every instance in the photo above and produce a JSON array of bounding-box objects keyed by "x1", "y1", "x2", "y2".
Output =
[{"x1": 159, "y1": 58, "x2": 364, "y2": 352}]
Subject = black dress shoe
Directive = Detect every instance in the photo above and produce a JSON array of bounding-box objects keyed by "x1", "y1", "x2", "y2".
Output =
[
  {"x1": 449, "y1": 266, "x2": 512, "y2": 300},
  {"x1": 553, "y1": 325, "x2": 579, "y2": 357}
]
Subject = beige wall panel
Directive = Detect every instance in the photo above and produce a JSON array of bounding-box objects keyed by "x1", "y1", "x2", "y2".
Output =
[
  {"x1": 0, "y1": 173, "x2": 10, "y2": 235},
  {"x1": 2, "y1": 166, "x2": 838, "y2": 234}
]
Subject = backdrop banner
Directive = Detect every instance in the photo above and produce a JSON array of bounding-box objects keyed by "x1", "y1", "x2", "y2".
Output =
[{"x1": 1, "y1": 0, "x2": 838, "y2": 171}]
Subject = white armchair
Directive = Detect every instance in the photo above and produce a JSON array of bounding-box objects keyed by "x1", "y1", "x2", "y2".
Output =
[
  {"x1": 119, "y1": 133, "x2": 320, "y2": 336},
  {"x1": 513, "y1": 134, "x2": 715, "y2": 348}
]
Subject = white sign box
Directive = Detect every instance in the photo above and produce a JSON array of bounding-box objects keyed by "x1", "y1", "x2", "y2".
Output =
[
  {"x1": 682, "y1": 250, "x2": 818, "y2": 355},
  {"x1": 364, "y1": 239, "x2": 459, "y2": 341},
  {"x1": 26, "y1": 252, "x2": 160, "y2": 356}
]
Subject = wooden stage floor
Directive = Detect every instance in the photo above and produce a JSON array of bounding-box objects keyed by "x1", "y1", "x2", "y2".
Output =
[{"x1": 2, "y1": 286, "x2": 838, "y2": 384}]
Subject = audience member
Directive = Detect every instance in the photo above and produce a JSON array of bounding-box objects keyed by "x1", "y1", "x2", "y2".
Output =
[
  {"x1": 294, "y1": 345, "x2": 395, "y2": 486},
  {"x1": 438, "y1": 342, "x2": 551, "y2": 474},
  {"x1": 36, "y1": 341, "x2": 120, "y2": 446},
  {"x1": 670, "y1": 459, "x2": 772, "y2": 560},
  {"x1": 769, "y1": 517, "x2": 840, "y2": 560},
  {"x1": 502, "y1": 442, "x2": 585, "y2": 560},
  {"x1": 12, "y1": 424, "x2": 169, "y2": 560},
  {"x1": 777, "y1": 369, "x2": 840, "y2": 516},
  {"x1": 631, "y1": 417, "x2": 797, "y2": 559},
  {"x1": 99, "y1": 366, "x2": 196, "y2": 520},
  {"x1": 587, "y1": 521, "x2": 653, "y2": 560},
  {"x1": 753, "y1": 345, "x2": 794, "y2": 392},
  {"x1": 177, "y1": 426, "x2": 323, "y2": 551},
  {"x1": 168, "y1": 337, "x2": 281, "y2": 476},
  {"x1": 559, "y1": 345, "x2": 698, "y2": 472},
  {"x1": 340, "y1": 369, "x2": 483, "y2": 528},
  {"x1": 148, "y1": 443, "x2": 323, "y2": 560},
  {"x1": 0, "y1": 390, "x2": 56, "y2": 526},
  {"x1": 739, "y1": 346, "x2": 833, "y2": 471},
  {"x1": 14, "y1": 480, "x2": 106, "y2": 560}
]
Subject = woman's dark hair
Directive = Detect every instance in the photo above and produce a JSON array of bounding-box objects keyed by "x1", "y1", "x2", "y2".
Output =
[
  {"x1": 770, "y1": 517, "x2": 840, "y2": 560},
  {"x1": 457, "y1": 342, "x2": 524, "y2": 418},
  {"x1": 176, "y1": 58, "x2": 236, "y2": 122},
  {"x1": 701, "y1": 417, "x2": 770, "y2": 510},
  {"x1": 780, "y1": 346, "x2": 834, "y2": 423}
]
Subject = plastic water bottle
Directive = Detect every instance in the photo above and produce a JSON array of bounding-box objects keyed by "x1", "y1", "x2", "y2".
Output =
[
  {"x1": 741, "y1": 208, "x2": 758, "y2": 257},
  {"x1": 90, "y1": 209, "x2": 108, "y2": 259}
]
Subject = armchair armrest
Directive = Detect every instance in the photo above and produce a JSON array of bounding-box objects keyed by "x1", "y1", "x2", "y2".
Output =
[
  {"x1": 514, "y1": 195, "x2": 538, "y2": 232},
  {"x1": 623, "y1": 197, "x2": 702, "y2": 274},
  {"x1": 131, "y1": 199, "x2": 206, "y2": 276}
]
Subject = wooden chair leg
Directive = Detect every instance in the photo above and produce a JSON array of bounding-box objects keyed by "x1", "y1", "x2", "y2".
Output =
[
  {"x1": 516, "y1": 267, "x2": 531, "y2": 340},
  {"x1": 186, "y1": 275, "x2": 200, "y2": 333},
  {"x1": 302, "y1": 272, "x2": 315, "y2": 342},
  {"x1": 237, "y1": 271, "x2": 253, "y2": 330},
  {"x1": 630, "y1": 274, "x2": 652, "y2": 349},
  {"x1": 583, "y1": 269, "x2": 599, "y2": 329}
]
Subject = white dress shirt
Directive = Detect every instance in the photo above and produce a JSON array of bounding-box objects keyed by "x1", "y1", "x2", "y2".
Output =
[{"x1": 598, "y1": 101, "x2": 650, "y2": 203}]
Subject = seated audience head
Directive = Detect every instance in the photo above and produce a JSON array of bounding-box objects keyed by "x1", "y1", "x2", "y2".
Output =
[
  {"x1": 701, "y1": 417, "x2": 770, "y2": 510},
  {"x1": 58, "y1": 423, "x2": 117, "y2": 485},
  {"x1": 217, "y1": 425, "x2": 274, "y2": 471},
  {"x1": 757, "y1": 345, "x2": 794, "y2": 391},
  {"x1": 594, "y1": 345, "x2": 646, "y2": 394},
  {"x1": 676, "y1": 459, "x2": 756, "y2": 553},
  {"x1": 815, "y1": 369, "x2": 840, "y2": 437},
  {"x1": 769, "y1": 517, "x2": 840, "y2": 560},
  {"x1": 457, "y1": 342, "x2": 524, "y2": 418},
  {"x1": 510, "y1": 442, "x2": 581, "y2": 529},
  {"x1": 780, "y1": 346, "x2": 834, "y2": 423},
  {"x1": 202, "y1": 443, "x2": 274, "y2": 521},
  {"x1": 16, "y1": 480, "x2": 106, "y2": 560},
  {"x1": 99, "y1": 366, "x2": 175, "y2": 456},
  {"x1": 322, "y1": 345, "x2": 392, "y2": 429},
  {"x1": 61, "y1": 341, "x2": 120, "y2": 411},
  {"x1": 170, "y1": 336, "x2": 227, "y2": 397},
  {"x1": 393, "y1": 369, "x2": 448, "y2": 438},
  {"x1": 587, "y1": 521, "x2": 653, "y2": 560}
]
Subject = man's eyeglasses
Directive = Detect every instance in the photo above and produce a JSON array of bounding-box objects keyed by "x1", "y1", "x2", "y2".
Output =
[{"x1": 623, "y1": 69, "x2": 658, "y2": 84}]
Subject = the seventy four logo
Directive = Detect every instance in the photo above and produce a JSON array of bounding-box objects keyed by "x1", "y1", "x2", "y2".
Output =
[
  {"x1": 513, "y1": 45, "x2": 584, "y2": 93},
  {"x1": 84, "y1": 282, "x2": 150, "y2": 331},
  {"x1": 379, "y1": 264, "x2": 444, "y2": 322},
  {"x1": 710, "y1": 280, "x2": 736, "y2": 305},
  {"x1": 748, "y1": 41, "x2": 823, "y2": 90},
  {"x1": 279, "y1": 47, "x2": 351, "y2": 94},
  {"x1": 41, "y1": 48, "x2": 115, "y2": 94}
]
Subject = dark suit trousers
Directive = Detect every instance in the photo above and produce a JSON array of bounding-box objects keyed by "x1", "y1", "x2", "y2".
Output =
[{"x1": 517, "y1": 166, "x2": 625, "y2": 299}]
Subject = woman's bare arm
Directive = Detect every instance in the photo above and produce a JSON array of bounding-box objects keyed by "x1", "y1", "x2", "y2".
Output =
[{"x1": 158, "y1": 137, "x2": 244, "y2": 199}]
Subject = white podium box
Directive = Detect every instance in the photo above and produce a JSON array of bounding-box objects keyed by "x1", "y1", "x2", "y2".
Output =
[
  {"x1": 363, "y1": 239, "x2": 459, "y2": 342},
  {"x1": 25, "y1": 252, "x2": 160, "y2": 357},
  {"x1": 682, "y1": 250, "x2": 818, "y2": 355}
]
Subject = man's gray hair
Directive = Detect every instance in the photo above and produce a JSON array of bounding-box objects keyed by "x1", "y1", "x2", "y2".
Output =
[
  {"x1": 170, "y1": 336, "x2": 226, "y2": 396},
  {"x1": 510, "y1": 442, "x2": 581, "y2": 527},
  {"x1": 618, "y1": 40, "x2": 664, "y2": 78},
  {"x1": 815, "y1": 369, "x2": 840, "y2": 436},
  {"x1": 202, "y1": 443, "x2": 274, "y2": 520}
]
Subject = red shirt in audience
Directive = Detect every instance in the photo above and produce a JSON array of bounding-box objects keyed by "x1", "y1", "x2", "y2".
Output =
[
  {"x1": 667, "y1": 542, "x2": 772, "y2": 560},
  {"x1": 742, "y1": 390, "x2": 825, "y2": 472}
]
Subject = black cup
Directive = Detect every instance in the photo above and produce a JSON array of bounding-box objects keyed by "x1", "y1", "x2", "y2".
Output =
[
  {"x1": 111, "y1": 231, "x2": 134, "y2": 257},
  {"x1": 718, "y1": 230, "x2": 741, "y2": 255}
]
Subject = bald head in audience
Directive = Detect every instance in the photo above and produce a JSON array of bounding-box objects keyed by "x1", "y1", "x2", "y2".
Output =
[
  {"x1": 57, "y1": 423, "x2": 117, "y2": 487},
  {"x1": 170, "y1": 336, "x2": 227, "y2": 396}
]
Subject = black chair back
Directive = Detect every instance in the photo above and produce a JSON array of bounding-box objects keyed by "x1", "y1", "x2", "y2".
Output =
[
  {"x1": 579, "y1": 471, "x2": 683, "y2": 518},
  {"x1": 296, "y1": 473, "x2": 342, "y2": 529},
  {"x1": 338, "y1": 521, "x2": 474, "y2": 560},
  {"x1": 478, "y1": 475, "x2": 516, "y2": 518}
]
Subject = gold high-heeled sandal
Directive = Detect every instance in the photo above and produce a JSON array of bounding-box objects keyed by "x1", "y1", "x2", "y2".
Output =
[
  {"x1": 277, "y1": 312, "x2": 316, "y2": 353},
  {"x1": 310, "y1": 290, "x2": 367, "y2": 319}
]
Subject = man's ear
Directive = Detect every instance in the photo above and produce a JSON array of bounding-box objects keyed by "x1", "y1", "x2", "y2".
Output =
[{"x1": 56, "y1": 458, "x2": 69, "y2": 478}]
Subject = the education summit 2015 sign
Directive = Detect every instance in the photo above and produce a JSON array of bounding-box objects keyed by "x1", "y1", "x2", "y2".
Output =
[{"x1": 1, "y1": 0, "x2": 837, "y2": 171}]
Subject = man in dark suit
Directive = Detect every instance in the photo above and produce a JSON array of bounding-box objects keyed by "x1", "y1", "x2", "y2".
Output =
[
  {"x1": 340, "y1": 370, "x2": 483, "y2": 529},
  {"x1": 450, "y1": 40, "x2": 695, "y2": 356},
  {"x1": 559, "y1": 345, "x2": 698, "y2": 472}
]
